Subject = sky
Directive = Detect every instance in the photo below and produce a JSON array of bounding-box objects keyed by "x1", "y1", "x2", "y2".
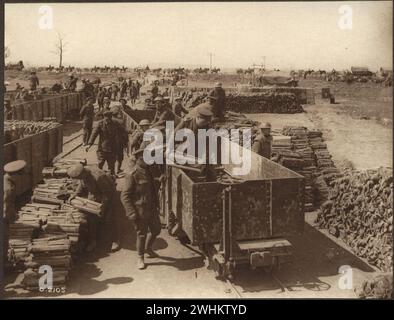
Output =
[{"x1": 4, "y1": 1, "x2": 393, "y2": 70}]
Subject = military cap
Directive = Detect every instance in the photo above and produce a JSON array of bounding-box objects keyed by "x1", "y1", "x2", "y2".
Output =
[
  {"x1": 67, "y1": 163, "x2": 84, "y2": 178},
  {"x1": 119, "y1": 98, "x2": 127, "y2": 103},
  {"x1": 194, "y1": 103, "x2": 214, "y2": 117},
  {"x1": 163, "y1": 96, "x2": 170, "y2": 100},
  {"x1": 4, "y1": 160, "x2": 26, "y2": 173},
  {"x1": 103, "y1": 109, "x2": 113, "y2": 116},
  {"x1": 154, "y1": 96, "x2": 163, "y2": 102},
  {"x1": 259, "y1": 122, "x2": 272, "y2": 129},
  {"x1": 4, "y1": 81, "x2": 10, "y2": 86},
  {"x1": 214, "y1": 82, "x2": 222, "y2": 88},
  {"x1": 139, "y1": 119, "x2": 150, "y2": 126}
]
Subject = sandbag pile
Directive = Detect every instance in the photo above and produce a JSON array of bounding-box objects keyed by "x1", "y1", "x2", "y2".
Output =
[
  {"x1": 4, "y1": 120, "x2": 60, "y2": 144},
  {"x1": 225, "y1": 92, "x2": 303, "y2": 114},
  {"x1": 22, "y1": 235, "x2": 72, "y2": 290},
  {"x1": 315, "y1": 168, "x2": 393, "y2": 272}
]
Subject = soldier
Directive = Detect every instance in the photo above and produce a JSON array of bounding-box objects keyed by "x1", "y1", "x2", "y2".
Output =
[
  {"x1": 29, "y1": 71, "x2": 39, "y2": 91},
  {"x1": 151, "y1": 96, "x2": 175, "y2": 127},
  {"x1": 86, "y1": 110, "x2": 119, "y2": 176},
  {"x1": 118, "y1": 98, "x2": 129, "y2": 113},
  {"x1": 3, "y1": 160, "x2": 26, "y2": 264},
  {"x1": 67, "y1": 164, "x2": 120, "y2": 252},
  {"x1": 151, "y1": 82, "x2": 159, "y2": 100},
  {"x1": 174, "y1": 103, "x2": 213, "y2": 136},
  {"x1": 209, "y1": 82, "x2": 226, "y2": 121},
  {"x1": 80, "y1": 97, "x2": 95, "y2": 145},
  {"x1": 120, "y1": 79, "x2": 128, "y2": 99},
  {"x1": 121, "y1": 147, "x2": 161, "y2": 269},
  {"x1": 97, "y1": 86, "x2": 105, "y2": 111},
  {"x1": 162, "y1": 87, "x2": 169, "y2": 97},
  {"x1": 111, "y1": 106, "x2": 129, "y2": 175},
  {"x1": 173, "y1": 96, "x2": 188, "y2": 117},
  {"x1": 111, "y1": 82, "x2": 119, "y2": 101},
  {"x1": 252, "y1": 122, "x2": 273, "y2": 159},
  {"x1": 66, "y1": 74, "x2": 78, "y2": 92},
  {"x1": 103, "y1": 96, "x2": 111, "y2": 110}
]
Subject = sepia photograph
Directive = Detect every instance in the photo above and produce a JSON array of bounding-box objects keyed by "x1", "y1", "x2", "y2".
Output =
[{"x1": 1, "y1": 1, "x2": 393, "y2": 301}]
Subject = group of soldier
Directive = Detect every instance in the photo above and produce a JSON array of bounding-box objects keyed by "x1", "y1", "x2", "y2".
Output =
[{"x1": 4, "y1": 78, "x2": 273, "y2": 271}]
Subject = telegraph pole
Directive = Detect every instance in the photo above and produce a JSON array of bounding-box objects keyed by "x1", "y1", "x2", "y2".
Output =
[{"x1": 208, "y1": 52, "x2": 213, "y2": 70}]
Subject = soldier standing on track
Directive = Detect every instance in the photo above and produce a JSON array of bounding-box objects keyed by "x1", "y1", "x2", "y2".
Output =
[
  {"x1": 86, "y1": 109, "x2": 119, "y2": 176},
  {"x1": 97, "y1": 87, "x2": 105, "y2": 111},
  {"x1": 67, "y1": 164, "x2": 121, "y2": 253},
  {"x1": 173, "y1": 96, "x2": 189, "y2": 117},
  {"x1": 29, "y1": 71, "x2": 39, "y2": 91},
  {"x1": 80, "y1": 97, "x2": 95, "y2": 146},
  {"x1": 252, "y1": 122, "x2": 273, "y2": 159},
  {"x1": 121, "y1": 147, "x2": 161, "y2": 270},
  {"x1": 111, "y1": 106, "x2": 129, "y2": 175},
  {"x1": 151, "y1": 82, "x2": 159, "y2": 100},
  {"x1": 3, "y1": 160, "x2": 26, "y2": 266}
]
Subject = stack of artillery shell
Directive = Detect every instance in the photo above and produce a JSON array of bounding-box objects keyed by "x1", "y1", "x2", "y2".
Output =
[
  {"x1": 22, "y1": 235, "x2": 72, "y2": 290},
  {"x1": 8, "y1": 239, "x2": 31, "y2": 270},
  {"x1": 4, "y1": 120, "x2": 60, "y2": 143},
  {"x1": 70, "y1": 196, "x2": 102, "y2": 217},
  {"x1": 224, "y1": 92, "x2": 304, "y2": 114},
  {"x1": 315, "y1": 168, "x2": 393, "y2": 272},
  {"x1": 42, "y1": 158, "x2": 87, "y2": 179}
]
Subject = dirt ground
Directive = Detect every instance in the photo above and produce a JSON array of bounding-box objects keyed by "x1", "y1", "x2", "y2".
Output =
[{"x1": 4, "y1": 72, "x2": 392, "y2": 298}]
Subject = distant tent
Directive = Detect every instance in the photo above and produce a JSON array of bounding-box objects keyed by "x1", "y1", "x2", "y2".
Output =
[{"x1": 351, "y1": 67, "x2": 372, "y2": 76}]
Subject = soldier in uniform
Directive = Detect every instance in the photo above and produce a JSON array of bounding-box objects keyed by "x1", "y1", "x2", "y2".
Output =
[
  {"x1": 209, "y1": 82, "x2": 226, "y2": 121},
  {"x1": 128, "y1": 119, "x2": 151, "y2": 155},
  {"x1": 121, "y1": 147, "x2": 161, "y2": 269},
  {"x1": 252, "y1": 122, "x2": 273, "y2": 159},
  {"x1": 110, "y1": 106, "x2": 129, "y2": 175},
  {"x1": 80, "y1": 97, "x2": 95, "y2": 145},
  {"x1": 173, "y1": 96, "x2": 188, "y2": 117},
  {"x1": 151, "y1": 82, "x2": 159, "y2": 100},
  {"x1": 151, "y1": 96, "x2": 175, "y2": 127},
  {"x1": 3, "y1": 160, "x2": 26, "y2": 264},
  {"x1": 87, "y1": 110, "x2": 119, "y2": 176},
  {"x1": 97, "y1": 87, "x2": 105, "y2": 111},
  {"x1": 67, "y1": 164, "x2": 121, "y2": 252},
  {"x1": 29, "y1": 71, "x2": 39, "y2": 91}
]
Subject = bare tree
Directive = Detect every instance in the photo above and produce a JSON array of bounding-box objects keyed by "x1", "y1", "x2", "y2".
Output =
[{"x1": 52, "y1": 32, "x2": 67, "y2": 68}]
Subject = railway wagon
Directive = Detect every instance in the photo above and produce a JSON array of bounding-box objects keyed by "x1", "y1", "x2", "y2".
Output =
[{"x1": 122, "y1": 108, "x2": 305, "y2": 279}]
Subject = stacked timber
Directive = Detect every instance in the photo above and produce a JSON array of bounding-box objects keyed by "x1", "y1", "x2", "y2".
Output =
[
  {"x1": 225, "y1": 92, "x2": 303, "y2": 114},
  {"x1": 183, "y1": 91, "x2": 303, "y2": 114},
  {"x1": 315, "y1": 168, "x2": 393, "y2": 272},
  {"x1": 22, "y1": 235, "x2": 72, "y2": 290},
  {"x1": 4, "y1": 120, "x2": 60, "y2": 143}
]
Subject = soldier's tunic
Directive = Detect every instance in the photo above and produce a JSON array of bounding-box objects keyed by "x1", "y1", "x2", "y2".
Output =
[
  {"x1": 121, "y1": 164, "x2": 161, "y2": 257},
  {"x1": 88, "y1": 119, "x2": 121, "y2": 175},
  {"x1": 151, "y1": 85, "x2": 159, "y2": 99},
  {"x1": 252, "y1": 134, "x2": 273, "y2": 159},
  {"x1": 3, "y1": 174, "x2": 17, "y2": 261},
  {"x1": 209, "y1": 87, "x2": 226, "y2": 120},
  {"x1": 74, "y1": 166, "x2": 119, "y2": 245},
  {"x1": 113, "y1": 117, "x2": 129, "y2": 164},
  {"x1": 80, "y1": 103, "x2": 95, "y2": 145}
]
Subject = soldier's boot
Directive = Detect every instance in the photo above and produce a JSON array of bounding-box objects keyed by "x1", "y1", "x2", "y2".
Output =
[
  {"x1": 145, "y1": 234, "x2": 159, "y2": 258},
  {"x1": 137, "y1": 256, "x2": 146, "y2": 270}
]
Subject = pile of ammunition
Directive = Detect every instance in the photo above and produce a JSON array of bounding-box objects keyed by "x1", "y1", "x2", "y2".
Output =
[
  {"x1": 42, "y1": 158, "x2": 87, "y2": 179},
  {"x1": 4, "y1": 120, "x2": 60, "y2": 144},
  {"x1": 315, "y1": 168, "x2": 393, "y2": 272},
  {"x1": 22, "y1": 235, "x2": 72, "y2": 290},
  {"x1": 225, "y1": 92, "x2": 303, "y2": 114}
]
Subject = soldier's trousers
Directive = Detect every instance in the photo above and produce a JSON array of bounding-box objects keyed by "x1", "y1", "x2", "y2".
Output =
[
  {"x1": 135, "y1": 214, "x2": 161, "y2": 257},
  {"x1": 82, "y1": 122, "x2": 93, "y2": 145},
  {"x1": 97, "y1": 151, "x2": 116, "y2": 175}
]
